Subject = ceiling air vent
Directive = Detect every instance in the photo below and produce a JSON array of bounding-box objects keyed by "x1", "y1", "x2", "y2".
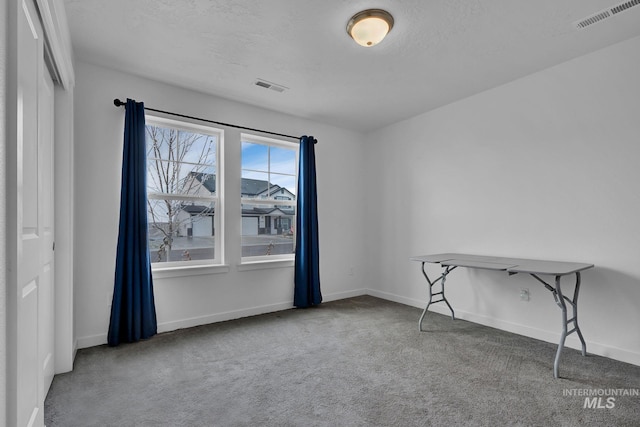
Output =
[
  {"x1": 574, "y1": 0, "x2": 640, "y2": 29},
  {"x1": 254, "y1": 79, "x2": 288, "y2": 93},
  {"x1": 611, "y1": 0, "x2": 640, "y2": 14}
]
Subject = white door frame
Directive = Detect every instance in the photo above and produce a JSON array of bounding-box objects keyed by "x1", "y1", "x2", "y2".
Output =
[{"x1": 36, "y1": 0, "x2": 76, "y2": 375}]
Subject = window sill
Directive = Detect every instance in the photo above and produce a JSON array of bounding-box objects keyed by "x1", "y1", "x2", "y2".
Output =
[
  {"x1": 237, "y1": 259, "x2": 295, "y2": 271},
  {"x1": 152, "y1": 264, "x2": 230, "y2": 279}
]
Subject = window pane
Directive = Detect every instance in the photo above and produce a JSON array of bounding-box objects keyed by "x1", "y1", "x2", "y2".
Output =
[
  {"x1": 148, "y1": 199, "x2": 216, "y2": 263},
  {"x1": 241, "y1": 203, "x2": 295, "y2": 257},
  {"x1": 241, "y1": 142, "x2": 268, "y2": 171},
  {"x1": 146, "y1": 120, "x2": 220, "y2": 265},
  {"x1": 241, "y1": 136, "x2": 297, "y2": 260},
  {"x1": 147, "y1": 124, "x2": 217, "y2": 198},
  {"x1": 181, "y1": 131, "x2": 217, "y2": 166},
  {"x1": 147, "y1": 160, "x2": 216, "y2": 197},
  {"x1": 147, "y1": 126, "x2": 216, "y2": 167},
  {"x1": 270, "y1": 146, "x2": 296, "y2": 175}
]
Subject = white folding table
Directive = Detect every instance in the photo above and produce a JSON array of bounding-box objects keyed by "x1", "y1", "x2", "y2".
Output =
[{"x1": 410, "y1": 253, "x2": 594, "y2": 378}]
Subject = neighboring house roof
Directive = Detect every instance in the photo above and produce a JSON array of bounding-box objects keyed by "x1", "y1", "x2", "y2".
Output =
[
  {"x1": 182, "y1": 204, "x2": 215, "y2": 215},
  {"x1": 257, "y1": 185, "x2": 295, "y2": 198},
  {"x1": 242, "y1": 178, "x2": 272, "y2": 196},
  {"x1": 242, "y1": 206, "x2": 294, "y2": 216},
  {"x1": 189, "y1": 172, "x2": 294, "y2": 198},
  {"x1": 189, "y1": 172, "x2": 216, "y2": 193}
]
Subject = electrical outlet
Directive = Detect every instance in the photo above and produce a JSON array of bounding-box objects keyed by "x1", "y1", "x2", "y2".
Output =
[
  {"x1": 348, "y1": 266, "x2": 354, "y2": 276},
  {"x1": 520, "y1": 288, "x2": 530, "y2": 301}
]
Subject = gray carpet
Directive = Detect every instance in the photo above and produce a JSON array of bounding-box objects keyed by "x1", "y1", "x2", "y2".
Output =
[{"x1": 45, "y1": 296, "x2": 640, "y2": 426}]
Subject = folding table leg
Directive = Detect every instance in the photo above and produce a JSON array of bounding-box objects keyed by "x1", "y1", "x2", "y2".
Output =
[
  {"x1": 552, "y1": 272, "x2": 586, "y2": 379},
  {"x1": 418, "y1": 263, "x2": 456, "y2": 331}
]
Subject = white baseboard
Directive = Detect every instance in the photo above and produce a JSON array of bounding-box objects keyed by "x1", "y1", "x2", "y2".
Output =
[
  {"x1": 75, "y1": 287, "x2": 640, "y2": 367},
  {"x1": 76, "y1": 333, "x2": 107, "y2": 349},
  {"x1": 367, "y1": 289, "x2": 640, "y2": 367},
  {"x1": 77, "y1": 288, "x2": 369, "y2": 349},
  {"x1": 157, "y1": 288, "x2": 368, "y2": 334},
  {"x1": 156, "y1": 301, "x2": 294, "y2": 334},
  {"x1": 72, "y1": 338, "x2": 78, "y2": 367},
  {"x1": 366, "y1": 288, "x2": 425, "y2": 309},
  {"x1": 323, "y1": 288, "x2": 368, "y2": 302}
]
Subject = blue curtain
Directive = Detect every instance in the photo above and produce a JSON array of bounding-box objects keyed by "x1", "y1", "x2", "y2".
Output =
[
  {"x1": 108, "y1": 98, "x2": 157, "y2": 346},
  {"x1": 294, "y1": 135, "x2": 322, "y2": 308}
]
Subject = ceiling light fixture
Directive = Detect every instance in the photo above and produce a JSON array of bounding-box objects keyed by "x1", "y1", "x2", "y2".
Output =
[{"x1": 346, "y1": 9, "x2": 394, "y2": 47}]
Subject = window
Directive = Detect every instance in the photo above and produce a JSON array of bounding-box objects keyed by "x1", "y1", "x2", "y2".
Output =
[
  {"x1": 241, "y1": 134, "x2": 298, "y2": 261},
  {"x1": 145, "y1": 116, "x2": 223, "y2": 267}
]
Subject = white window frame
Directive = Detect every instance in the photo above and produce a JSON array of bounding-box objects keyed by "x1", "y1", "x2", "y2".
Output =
[
  {"x1": 145, "y1": 115, "x2": 224, "y2": 269},
  {"x1": 241, "y1": 133, "x2": 298, "y2": 263}
]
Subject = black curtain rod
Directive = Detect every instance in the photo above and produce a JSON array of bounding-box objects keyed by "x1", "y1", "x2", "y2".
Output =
[{"x1": 113, "y1": 98, "x2": 303, "y2": 141}]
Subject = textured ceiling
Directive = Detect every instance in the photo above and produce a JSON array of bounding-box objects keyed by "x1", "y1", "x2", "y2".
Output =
[{"x1": 63, "y1": 0, "x2": 640, "y2": 132}]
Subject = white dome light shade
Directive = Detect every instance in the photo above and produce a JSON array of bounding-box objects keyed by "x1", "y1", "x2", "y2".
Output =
[{"x1": 347, "y1": 9, "x2": 394, "y2": 47}]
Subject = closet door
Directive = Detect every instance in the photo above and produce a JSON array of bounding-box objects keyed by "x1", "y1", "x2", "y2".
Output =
[{"x1": 13, "y1": 0, "x2": 54, "y2": 425}]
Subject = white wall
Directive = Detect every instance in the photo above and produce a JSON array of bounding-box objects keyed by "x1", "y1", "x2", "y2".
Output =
[
  {"x1": 0, "y1": 0, "x2": 8, "y2": 419},
  {"x1": 365, "y1": 35, "x2": 640, "y2": 366},
  {"x1": 74, "y1": 61, "x2": 367, "y2": 347}
]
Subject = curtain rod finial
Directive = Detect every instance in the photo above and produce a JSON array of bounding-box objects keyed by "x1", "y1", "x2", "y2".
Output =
[{"x1": 114, "y1": 98, "x2": 126, "y2": 107}]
